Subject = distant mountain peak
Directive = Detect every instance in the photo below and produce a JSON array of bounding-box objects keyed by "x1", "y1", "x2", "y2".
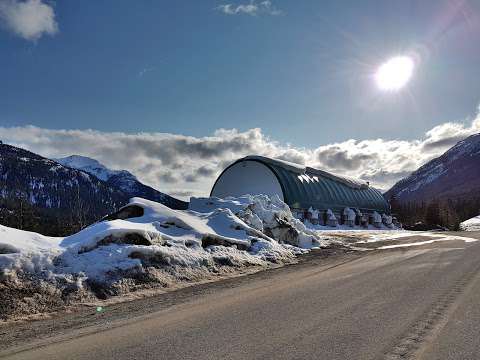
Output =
[
  {"x1": 55, "y1": 154, "x2": 188, "y2": 210},
  {"x1": 0, "y1": 146, "x2": 188, "y2": 235},
  {"x1": 0, "y1": 143, "x2": 127, "y2": 235},
  {"x1": 55, "y1": 155, "x2": 137, "y2": 182}
]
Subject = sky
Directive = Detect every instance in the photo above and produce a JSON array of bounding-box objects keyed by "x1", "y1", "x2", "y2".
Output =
[{"x1": 1, "y1": 0, "x2": 480, "y2": 199}]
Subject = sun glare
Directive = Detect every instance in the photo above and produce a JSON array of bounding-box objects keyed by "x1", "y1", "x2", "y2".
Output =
[{"x1": 375, "y1": 56, "x2": 414, "y2": 91}]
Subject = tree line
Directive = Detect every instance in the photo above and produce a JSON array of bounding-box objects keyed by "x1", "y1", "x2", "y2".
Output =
[
  {"x1": 0, "y1": 197, "x2": 98, "y2": 236},
  {"x1": 389, "y1": 194, "x2": 480, "y2": 231}
]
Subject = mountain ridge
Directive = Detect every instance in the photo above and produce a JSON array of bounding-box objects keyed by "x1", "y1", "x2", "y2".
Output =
[
  {"x1": 385, "y1": 132, "x2": 480, "y2": 203},
  {"x1": 0, "y1": 143, "x2": 127, "y2": 235},
  {"x1": 0, "y1": 144, "x2": 187, "y2": 235},
  {"x1": 55, "y1": 155, "x2": 188, "y2": 210},
  {"x1": 384, "y1": 133, "x2": 480, "y2": 228}
]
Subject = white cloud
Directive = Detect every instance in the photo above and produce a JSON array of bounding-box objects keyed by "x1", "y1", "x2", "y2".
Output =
[
  {"x1": 216, "y1": 1, "x2": 282, "y2": 16},
  {"x1": 0, "y1": 111, "x2": 479, "y2": 199},
  {"x1": 0, "y1": 0, "x2": 58, "y2": 41}
]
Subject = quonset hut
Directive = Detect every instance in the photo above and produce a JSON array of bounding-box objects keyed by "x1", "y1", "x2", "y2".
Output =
[{"x1": 211, "y1": 155, "x2": 391, "y2": 226}]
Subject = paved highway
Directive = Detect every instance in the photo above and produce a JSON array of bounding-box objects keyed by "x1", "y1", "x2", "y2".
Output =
[{"x1": 2, "y1": 233, "x2": 480, "y2": 360}]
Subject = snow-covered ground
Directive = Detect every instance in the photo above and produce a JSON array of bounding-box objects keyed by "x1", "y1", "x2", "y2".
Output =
[
  {"x1": 377, "y1": 235, "x2": 477, "y2": 249},
  {"x1": 460, "y1": 215, "x2": 480, "y2": 231},
  {"x1": 0, "y1": 195, "x2": 477, "y2": 320},
  {"x1": 312, "y1": 229, "x2": 477, "y2": 249}
]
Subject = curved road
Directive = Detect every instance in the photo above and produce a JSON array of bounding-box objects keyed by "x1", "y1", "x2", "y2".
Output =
[{"x1": 2, "y1": 232, "x2": 480, "y2": 360}]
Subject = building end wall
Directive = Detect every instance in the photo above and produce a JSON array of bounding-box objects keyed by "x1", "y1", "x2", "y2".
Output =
[{"x1": 211, "y1": 160, "x2": 284, "y2": 201}]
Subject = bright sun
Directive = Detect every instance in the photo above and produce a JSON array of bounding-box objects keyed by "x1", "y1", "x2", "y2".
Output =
[{"x1": 375, "y1": 56, "x2": 414, "y2": 91}]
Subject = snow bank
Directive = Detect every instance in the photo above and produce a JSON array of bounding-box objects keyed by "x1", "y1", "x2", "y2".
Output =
[
  {"x1": 343, "y1": 208, "x2": 356, "y2": 227},
  {"x1": 460, "y1": 215, "x2": 480, "y2": 231},
  {"x1": 1, "y1": 196, "x2": 324, "y2": 290},
  {"x1": 0, "y1": 195, "x2": 329, "y2": 319},
  {"x1": 371, "y1": 211, "x2": 382, "y2": 228},
  {"x1": 0, "y1": 225, "x2": 61, "y2": 275}
]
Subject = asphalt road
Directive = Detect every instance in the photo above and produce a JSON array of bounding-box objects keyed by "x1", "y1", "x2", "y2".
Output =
[{"x1": 3, "y1": 233, "x2": 480, "y2": 360}]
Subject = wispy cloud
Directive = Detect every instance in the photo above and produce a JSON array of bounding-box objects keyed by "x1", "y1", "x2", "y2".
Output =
[
  {"x1": 0, "y1": 110, "x2": 479, "y2": 199},
  {"x1": 0, "y1": 0, "x2": 58, "y2": 41},
  {"x1": 216, "y1": 0, "x2": 282, "y2": 16},
  {"x1": 138, "y1": 67, "x2": 155, "y2": 78}
]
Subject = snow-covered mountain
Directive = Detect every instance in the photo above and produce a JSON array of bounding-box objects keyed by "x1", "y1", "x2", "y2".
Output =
[
  {"x1": 385, "y1": 133, "x2": 480, "y2": 203},
  {"x1": 54, "y1": 155, "x2": 121, "y2": 182},
  {"x1": 0, "y1": 145, "x2": 187, "y2": 235},
  {"x1": 55, "y1": 155, "x2": 187, "y2": 210},
  {"x1": 0, "y1": 143, "x2": 127, "y2": 234}
]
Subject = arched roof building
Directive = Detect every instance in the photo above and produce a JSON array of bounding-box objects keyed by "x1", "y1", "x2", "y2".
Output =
[{"x1": 211, "y1": 155, "x2": 390, "y2": 214}]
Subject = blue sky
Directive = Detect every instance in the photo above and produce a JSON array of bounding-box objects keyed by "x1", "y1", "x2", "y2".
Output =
[
  {"x1": 1, "y1": 0, "x2": 480, "y2": 197},
  {"x1": 1, "y1": 0, "x2": 479, "y2": 148}
]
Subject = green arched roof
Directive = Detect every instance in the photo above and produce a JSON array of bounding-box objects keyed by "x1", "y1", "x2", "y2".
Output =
[{"x1": 215, "y1": 156, "x2": 390, "y2": 214}]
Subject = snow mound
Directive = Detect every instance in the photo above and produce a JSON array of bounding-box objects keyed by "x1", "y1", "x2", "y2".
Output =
[
  {"x1": 460, "y1": 215, "x2": 480, "y2": 231},
  {"x1": 1, "y1": 196, "x2": 324, "y2": 287},
  {"x1": 1, "y1": 195, "x2": 326, "y2": 318},
  {"x1": 190, "y1": 194, "x2": 322, "y2": 248},
  {"x1": 0, "y1": 225, "x2": 61, "y2": 275}
]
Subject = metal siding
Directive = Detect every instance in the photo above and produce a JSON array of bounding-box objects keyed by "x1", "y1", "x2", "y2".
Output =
[
  {"x1": 355, "y1": 188, "x2": 369, "y2": 209},
  {"x1": 267, "y1": 161, "x2": 389, "y2": 214},
  {"x1": 302, "y1": 175, "x2": 317, "y2": 205},
  {"x1": 317, "y1": 177, "x2": 334, "y2": 206}
]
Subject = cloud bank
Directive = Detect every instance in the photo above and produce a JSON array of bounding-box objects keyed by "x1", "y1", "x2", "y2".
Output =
[
  {"x1": 0, "y1": 0, "x2": 58, "y2": 41},
  {"x1": 0, "y1": 113, "x2": 479, "y2": 200},
  {"x1": 216, "y1": 1, "x2": 282, "y2": 16}
]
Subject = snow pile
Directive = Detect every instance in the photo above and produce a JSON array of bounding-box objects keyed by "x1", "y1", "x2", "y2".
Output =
[
  {"x1": 460, "y1": 215, "x2": 480, "y2": 231},
  {"x1": 308, "y1": 207, "x2": 320, "y2": 223},
  {"x1": 0, "y1": 226, "x2": 61, "y2": 275},
  {"x1": 0, "y1": 195, "x2": 329, "y2": 319},
  {"x1": 1, "y1": 196, "x2": 324, "y2": 298},
  {"x1": 382, "y1": 214, "x2": 393, "y2": 228},
  {"x1": 371, "y1": 211, "x2": 382, "y2": 228},
  {"x1": 325, "y1": 209, "x2": 338, "y2": 227},
  {"x1": 343, "y1": 208, "x2": 356, "y2": 227},
  {"x1": 305, "y1": 216, "x2": 398, "y2": 231},
  {"x1": 190, "y1": 195, "x2": 322, "y2": 249},
  {"x1": 301, "y1": 206, "x2": 400, "y2": 231}
]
